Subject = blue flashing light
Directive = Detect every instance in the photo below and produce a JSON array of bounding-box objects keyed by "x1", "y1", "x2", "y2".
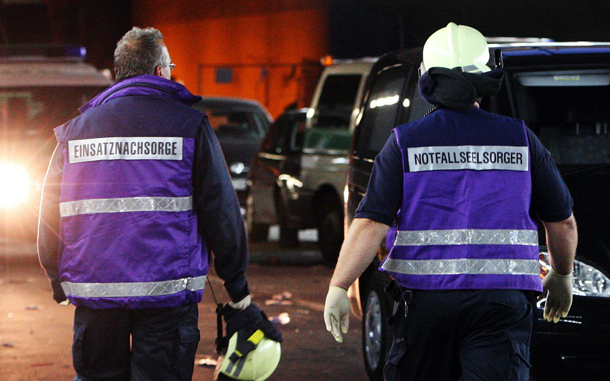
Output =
[
  {"x1": 0, "y1": 44, "x2": 87, "y2": 61},
  {"x1": 64, "y1": 44, "x2": 87, "y2": 60}
]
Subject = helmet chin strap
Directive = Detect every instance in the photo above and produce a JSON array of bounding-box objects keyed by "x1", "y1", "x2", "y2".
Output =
[{"x1": 204, "y1": 276, "x2": 229, "y2": 354}]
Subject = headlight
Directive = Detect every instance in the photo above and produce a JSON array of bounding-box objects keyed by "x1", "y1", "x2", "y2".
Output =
[
  {"x1": 229, "y1": 162, "x2": 247, "y2": 175},
  {"x1": 540, "y1": 252, "x2": 610, "y2": 297},
  {"x1": 0, "y1": 162, "x2": 32, "y2": 208}
]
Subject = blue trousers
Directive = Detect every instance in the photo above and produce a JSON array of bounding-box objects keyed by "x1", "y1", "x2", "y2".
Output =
[
  {"x1": 72, "y1": 303, "x2": 200, "y2": 381},
  {"x1": 384, "y1": 289, "x2": 533, "y2": 381}
]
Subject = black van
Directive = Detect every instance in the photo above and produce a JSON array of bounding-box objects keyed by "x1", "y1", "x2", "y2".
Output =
[{"x1": 347, "y1": 43, "x2": 610, "y2": 380}]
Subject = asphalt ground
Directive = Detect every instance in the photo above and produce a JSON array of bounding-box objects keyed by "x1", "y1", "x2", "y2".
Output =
[{"x1": 0, "y1": 229, "x2": 368, "y2": 381}]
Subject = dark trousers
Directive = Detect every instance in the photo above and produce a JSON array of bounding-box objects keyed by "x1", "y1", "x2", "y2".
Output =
[
  {"x1": 72, "y1": 303, "x2": 200, "y2": 381},
  {"x1": 384, "y1": 289, "x2": 533, "y2": 381}
]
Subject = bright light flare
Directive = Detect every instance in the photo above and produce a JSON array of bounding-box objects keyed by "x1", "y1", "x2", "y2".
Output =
[{"x1": 0, "y1": 162, "x2": 31, "y2": 208}]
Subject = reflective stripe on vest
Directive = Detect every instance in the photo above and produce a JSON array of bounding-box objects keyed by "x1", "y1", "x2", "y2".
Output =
[
  {"x1": 61, "y1": 275, "x2": 206, "y2": 298},
  {"x1": 60, "y1": 196, "x2": 193, "y2": 217},
  {"x1": 394, "y1": 229, "x2": 538, "y2": 246},
  {"x1": 381, "y1": 258, "x2": 539, "y2": 276}
]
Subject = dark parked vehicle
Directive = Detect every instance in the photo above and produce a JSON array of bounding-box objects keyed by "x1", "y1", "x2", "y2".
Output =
[
  {"x1": 245, "y1": 59, "x2": 374, "y2": 261},
  {"x1": 347, "y1": 43, "x2": 610, "y2": 380},
  {"x1": 192, "y1": 97, "x2": 272, "y2": 215},
  {"x1": 246, "y1": 108, "x2": 307, "y2": 245}
]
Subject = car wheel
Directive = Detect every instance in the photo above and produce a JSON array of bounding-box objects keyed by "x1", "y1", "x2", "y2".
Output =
[
  {"x1": 279, "y1": 224, "x2": 299, "y2": 247},
  {"x1": 318, "y1": 203, "x2": 343, "y2": 264},
  {"x1": 246, "y1": 192, "x2": 269, "y2": 242},
  {"x1": 362, "y1": 275, "x2": 392, "y2": 381}
]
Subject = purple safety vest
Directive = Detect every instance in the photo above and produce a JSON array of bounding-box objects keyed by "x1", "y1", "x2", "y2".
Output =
[
  {"x1": 54, "y1": 77, "x2": 209, "y2": 309},
  {"x1": 380, "y1": 108, "x2": 542, "y2": 292}
]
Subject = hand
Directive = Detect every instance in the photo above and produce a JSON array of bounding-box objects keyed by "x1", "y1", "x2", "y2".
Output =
[
  {"x1": 228, "y1": 295, "x2": 251, "y2": 311},
  {"x1": 324, "y1": 286, "x2": 350, "y2": 343},
  {"x1": 540, "y1": 269, "x2": 573, "y2": 323},
  {"x1": 52, "y1": 282, "x2": 67, "y2": 304}
]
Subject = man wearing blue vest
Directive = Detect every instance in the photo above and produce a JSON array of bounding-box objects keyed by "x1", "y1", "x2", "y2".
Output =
[
  {"x1": 38, "y1": 27, "x2": 251, "y2": 380},
  {"x1": 324, "y1": 23, "x2": 577, "y2": 380}
]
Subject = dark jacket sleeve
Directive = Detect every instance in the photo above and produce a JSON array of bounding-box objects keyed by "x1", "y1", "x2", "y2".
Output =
[
  {"x1": 37, "y1": 144, "x2": 67, "y2": 303},
  {"x1": 355, "y1": 131, "x2": 403, "y2": 226},
  {"x1": 193, "y1": 116, "x2": 250, "y2": 302},
  {"x1": 527, "y1": 128, "x2": 574, "y2": 222}
]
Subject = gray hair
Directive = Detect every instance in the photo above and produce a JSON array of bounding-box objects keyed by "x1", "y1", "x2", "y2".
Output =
[{"x1": 114, "y1": 27, "x2": 168, "y2": 81}]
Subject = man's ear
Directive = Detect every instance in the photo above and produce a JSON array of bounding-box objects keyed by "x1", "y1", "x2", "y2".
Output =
[{"x1": 154, "y1": 65, "x2": 163, "y2": 77}]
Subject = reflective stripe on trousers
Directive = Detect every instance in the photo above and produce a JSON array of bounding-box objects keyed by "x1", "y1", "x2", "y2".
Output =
[
  {"x1": 60, "y1": 196, "x2": 193, "y2": 217},
  {"x1": 61, "y1": 275, "x2": 207, "y2": 298}
]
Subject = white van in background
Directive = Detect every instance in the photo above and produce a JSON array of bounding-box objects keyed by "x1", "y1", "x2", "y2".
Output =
[
  {"x1": 299, "y1": 58, "x2": 376, "y2": 263},
  {"x1": 246, "y1": 57, "x2": 375, "y2": 261},
  {"x1": 0, "y1": 44, "x2": 112, "y2": 240}
]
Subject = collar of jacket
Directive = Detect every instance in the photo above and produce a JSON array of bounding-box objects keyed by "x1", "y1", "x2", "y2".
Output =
[
  {"x1": 79, "y1": 74, "x2": 202, "y2": 113},
  {"x1": 418, "y1": 68, "x2": 503, "y2": 111}
]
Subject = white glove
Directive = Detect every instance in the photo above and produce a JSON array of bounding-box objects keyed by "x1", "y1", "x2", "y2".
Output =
[
  {"x1": 540, "y1": 269, "x2": 573, "y2": 323},
  {"x1": 324, "y1": 286, "x2": 350, "y2": 343},
  {"x1": 228, "y1": 295, "x2": 251, "y2": 311}
]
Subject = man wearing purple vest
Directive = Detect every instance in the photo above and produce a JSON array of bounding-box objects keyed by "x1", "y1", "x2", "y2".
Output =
[
  {"x1": 324, "y1": 23, "x2": 577, "y2": 380},
  {"x1": 38, "y1": 27, "x2": 251, "y2": 380}
]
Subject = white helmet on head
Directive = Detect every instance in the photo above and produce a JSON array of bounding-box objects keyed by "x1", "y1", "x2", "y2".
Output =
[{"x1": 420, "y1": 22, "x2": 490, "y2": 75}]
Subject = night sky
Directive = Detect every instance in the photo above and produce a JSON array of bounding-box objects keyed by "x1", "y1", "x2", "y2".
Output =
[
  {"x1": 2, "y1": 1, "x2": 609, "y2": 68},
  {"x1": 328, "y1": 0, "x2": 610, "y2": 58}
]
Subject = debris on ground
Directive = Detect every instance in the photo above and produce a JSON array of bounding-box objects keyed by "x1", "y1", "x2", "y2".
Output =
[
  {"x1": 269, "y1": 312, "x2": 290, "y2": 325},
  {"x1": 265, "y1": 291, "x2": 293, "y2": 306}
]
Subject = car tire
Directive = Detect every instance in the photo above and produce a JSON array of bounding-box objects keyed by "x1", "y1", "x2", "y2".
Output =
[
  {"x1": 246, "y1": 192, "x2": 269, "y2": 242},
  {"x1": 279, "y1": 224, "x2": 299, "y2": 247},
  {"x1": 362, "y1": 275, "x2": 393, "y2": 381},
  {"x1": 318, "y1": 203, "x2": 343, "y2": 264},
  {"x1": 248, "y1": 222, "x2": 270, "y2": 242}
]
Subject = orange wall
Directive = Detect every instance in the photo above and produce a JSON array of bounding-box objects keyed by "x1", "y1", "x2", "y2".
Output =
[{"x1": 131, "y1": 0, "x2": 329, "y2": 118}]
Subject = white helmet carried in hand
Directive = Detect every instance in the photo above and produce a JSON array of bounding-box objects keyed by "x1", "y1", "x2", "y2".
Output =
[
  {"x1": 219, "y1": 329, "x2": 281, "y2": 381},
  {"x1": 420, "y1": 22, "x2": 490, "y2": 76}
]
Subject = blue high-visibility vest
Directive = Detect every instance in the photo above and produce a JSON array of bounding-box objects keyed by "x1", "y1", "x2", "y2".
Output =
[
  {"x1": 381, "y1": 107, "x2": 541, "y2": 292},
  {"x1": 54, "y1": 76, "x2": 209, "y2": 309}
]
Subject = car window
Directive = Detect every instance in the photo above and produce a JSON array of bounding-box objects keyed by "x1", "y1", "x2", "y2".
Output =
[
  {"x1": 260, "y1": 115, "x2": 287, "y2": 154},
  {"x1": 0, "y1": 86, "x2": 104, "y2": 136},
  {"x1": 354, "y1": 66, "x2": 409, "y2": 158},
  {"x1": 314, "y1": 74, "x2": 362, "y2": 130},
  {"x1": 260, "y1": 113, "x2": 305, "y2": 155},
  {"x1": 304, "y1": 74, "x2": 362, "y2": 152},
  {"x1": 203, "y1": 107, "x2": 267, "y2": 139},
  {"x1": 403, "y1": 77, "x2": 434, "y2": 124},
  {"x1": 290, "y1": 117, "x2": 306, "y2": 151},
  {"x1": 508, "y1": 69, "x2": 610, "y2": 165}
]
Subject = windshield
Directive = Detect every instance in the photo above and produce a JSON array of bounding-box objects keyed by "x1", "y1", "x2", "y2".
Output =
[
  {"x1": 504, "y1": 69, "x2": 610, "y2": 166},
  {"x1": 199, "y1": 106, "x2": 269, "y2": 139},
  {"x1": 314, "y1": 74, "x2": 362, "y2": 130}
]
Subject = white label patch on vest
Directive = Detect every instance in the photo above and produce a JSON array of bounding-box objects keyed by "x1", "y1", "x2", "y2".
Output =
[
  {"x1": 408, "y1": 145, "x2": 529, "y2": 172},
  {"x1": 68, "y1": 137, "x2": 183, "y2": 163}
]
